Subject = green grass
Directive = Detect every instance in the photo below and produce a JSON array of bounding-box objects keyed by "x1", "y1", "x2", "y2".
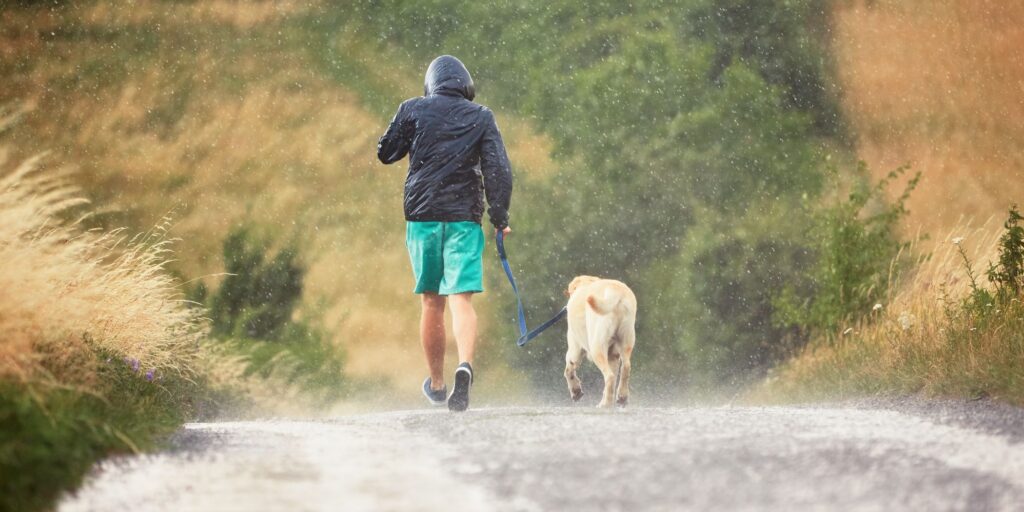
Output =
[{"x1": 0, "y1": 352, "x2": 206, "y2": 512}]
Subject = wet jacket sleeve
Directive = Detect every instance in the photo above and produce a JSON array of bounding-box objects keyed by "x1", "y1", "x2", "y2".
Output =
[
  {"x1": 377, "y1": 100, "x2": 416, "y2": 164},
  {"x1": 480, "y1": 110, "x2": 513, "y2": 229}
]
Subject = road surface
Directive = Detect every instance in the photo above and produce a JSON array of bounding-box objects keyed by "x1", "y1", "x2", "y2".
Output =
[{"x1": 60, "y1": 401, "x2": 1024, "y2": 511}]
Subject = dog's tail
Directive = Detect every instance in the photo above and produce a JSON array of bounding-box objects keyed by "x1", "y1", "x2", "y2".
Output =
[{"x1": 586, "y1": 289, "x2": 623, "y2": 316}]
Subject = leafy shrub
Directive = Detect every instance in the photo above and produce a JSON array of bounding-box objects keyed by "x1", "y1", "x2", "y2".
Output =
[
  {"x1": 204, "y1": 226, "x2": 304, "y2": 341},
  {"x1": 773, "y1": 164, "x2": 921, "y2": 335},
  {"x1": 198, "y1": 226, "x2": 345, "y2": 399},
  {"x1": 987, "y1": 205, "x2": 1024, "y2": 299}
]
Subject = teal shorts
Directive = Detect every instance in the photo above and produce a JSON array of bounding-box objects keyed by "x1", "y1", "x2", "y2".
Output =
[{"x1": 406, "y1": 221, "x2": 484, "y2": 295}]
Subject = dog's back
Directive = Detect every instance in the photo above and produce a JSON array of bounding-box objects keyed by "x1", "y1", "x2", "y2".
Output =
[{"x1": 585, "y1": 280, "x2": 637, "y2": 318}]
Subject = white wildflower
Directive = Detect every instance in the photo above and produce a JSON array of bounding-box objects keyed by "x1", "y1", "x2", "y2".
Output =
[
  {"x1": 951, "y1": 237, "x2": 965, "y2": 245},
  {"x1": 872, "y1": 303, "x2": 883, "y2": 312},
  {"x1": 898, "y1": 312, "x2": 914, "y2": 331}
]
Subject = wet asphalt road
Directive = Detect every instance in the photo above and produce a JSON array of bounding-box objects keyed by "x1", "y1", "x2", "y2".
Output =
[{"x1": 60, "y1": 402, "x2": 1024, "y2": 512}]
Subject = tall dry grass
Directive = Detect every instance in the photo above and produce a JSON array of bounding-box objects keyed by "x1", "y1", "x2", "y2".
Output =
[
  {"x1": 0, "y1": 145, "x2": 204, "y2": 386},
  {"x1": 833, "y1": 0, "x2": 1024, "y2": 240},
  {"x1": 756, "y1": 218, "x2": 1024, "y2": 404}
]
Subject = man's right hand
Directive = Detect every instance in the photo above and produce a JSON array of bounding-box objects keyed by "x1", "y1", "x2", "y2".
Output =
[{"x1": 497, "y1": 226, "x2": 512, "y2": 237}]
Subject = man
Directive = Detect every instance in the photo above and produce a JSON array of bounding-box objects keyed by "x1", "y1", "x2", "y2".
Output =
[{"x1": 377, "y1": 55, "x2": 513, "y2": 412}]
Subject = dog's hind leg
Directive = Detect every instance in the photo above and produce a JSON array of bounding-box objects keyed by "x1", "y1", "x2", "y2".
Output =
[
  {"x1": 616, "y1": 325, "x2": 636, "y2": 406},
  {"x1": 592, "y1": 349, "x2": 618, "y2": 408},
  {"x1": 564, "y1": 331, "x2": 586, "y2": 402},
  {"x1": 616, "y1": 345, "x2": 633, "y2": 406},
  {"x1": 608, "y1": 346, "x2": 622, "y2": 400}
]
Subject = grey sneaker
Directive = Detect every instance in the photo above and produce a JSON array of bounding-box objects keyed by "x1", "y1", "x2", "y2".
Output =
[
  {"x1": 422, "y1": 377, "x2": 447, "y2": 406},
  {"x1": 448, "y1": 362, "x2": 473, "y2": 412}
]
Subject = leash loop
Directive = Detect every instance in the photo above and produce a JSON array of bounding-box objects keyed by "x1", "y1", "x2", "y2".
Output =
[{"x1": 496, "y1": 230, "x2": 567, "y2": 347}]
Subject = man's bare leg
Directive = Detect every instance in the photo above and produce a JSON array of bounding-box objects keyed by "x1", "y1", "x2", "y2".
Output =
[
  {"x1": 421, "y1": 292, "x2": 447, "y2": 390},
  {"x1": 448, "y1": 292, "x2": 477, "y2": 365}
]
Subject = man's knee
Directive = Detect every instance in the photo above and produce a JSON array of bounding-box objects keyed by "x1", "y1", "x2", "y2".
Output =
[
  {"x1": 449, "y1": 293, "x2": 477, "y2": 326},
  {"x1": 449, "y1": 292, "x2": 475, "y2": 307},
  {"x1": 422, "y1": 293, "x2": 446, "y2": 311}
]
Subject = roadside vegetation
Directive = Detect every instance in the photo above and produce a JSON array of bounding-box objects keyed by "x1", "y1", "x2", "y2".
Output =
[
  {"x1": 750, "y1": 0, "x2": 1024, "y2": 405},
  {"x1": 193, "y1": 225, "x2": 347, "y2": 406},
  {"x1": 0, "y1": 118, "x2": 348, "y2": 510},
  {"x1": 0, "y1": 138, "x2": 205, "y2": 510},
  {"x1": 755, "y1": 207, "x2": 1024, "y2": 405}
]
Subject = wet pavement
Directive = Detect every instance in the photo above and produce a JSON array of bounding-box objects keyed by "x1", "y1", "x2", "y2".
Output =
[{"x1": 60, "y1": 404, "x2": 1024, "y2": 511}]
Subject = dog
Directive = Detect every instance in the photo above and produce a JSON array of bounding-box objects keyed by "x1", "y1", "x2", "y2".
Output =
[{"x1": 563, "y1": 276, "x2": 637, "y2": 407}]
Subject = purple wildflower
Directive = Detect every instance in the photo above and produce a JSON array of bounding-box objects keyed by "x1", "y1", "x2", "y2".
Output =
[
  {"x1": 129, "y1": 358, "x2": 140, "y2": 373},
  {"x1": 145, "y1": 369, "x2": 155, "y2": 382}
]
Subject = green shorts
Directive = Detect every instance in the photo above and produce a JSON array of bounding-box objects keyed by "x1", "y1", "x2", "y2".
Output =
[{"x1": 405, "y1": 221, "x2": 484, "y2": 295}]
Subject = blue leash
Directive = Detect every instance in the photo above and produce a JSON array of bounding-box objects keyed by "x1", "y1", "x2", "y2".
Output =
[{"x1": 496, "y1": 230, "x2": 567, "y2": 347}]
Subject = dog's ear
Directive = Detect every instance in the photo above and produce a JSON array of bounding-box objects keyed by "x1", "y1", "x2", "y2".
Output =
[
  {"x1": 565, "y1": 276, "x2": 582, "y2": 298},
  {"x1": 565, "y1": 276, "x2": 598, "y2": 297}
]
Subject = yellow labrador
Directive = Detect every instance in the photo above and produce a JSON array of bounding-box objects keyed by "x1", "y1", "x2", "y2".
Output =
[{"x1": 563, "y1": 276, "x2": 637, "y2": 407}]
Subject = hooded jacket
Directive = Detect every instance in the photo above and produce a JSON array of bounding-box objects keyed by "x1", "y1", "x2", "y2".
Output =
[{"x1": 377, "y1": 55, "x2": 512, "y2": 229}]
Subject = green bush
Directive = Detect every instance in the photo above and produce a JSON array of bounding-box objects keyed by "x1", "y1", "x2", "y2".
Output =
[
  {"x1": 773, "y1": 164, "x2": 921, "y2": 335},
  {"x1": 958, "y1": 205, "x2": 1024, "y2": 317},
  {"x1": 206, "y1": 226, "x2": 304, "y2": 341},
  {"x1": 199, "y1": 226, "x2": 345, "y2": 400},
  {"x1": 988, "y1": 205, "x2": 1024, "y2": 299}
]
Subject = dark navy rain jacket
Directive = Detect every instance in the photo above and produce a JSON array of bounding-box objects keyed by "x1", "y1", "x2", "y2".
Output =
[{"x1": 377, "y1": 55, "x2": 513, "y2": 229}]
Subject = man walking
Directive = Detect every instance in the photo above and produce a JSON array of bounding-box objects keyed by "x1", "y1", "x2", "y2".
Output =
[{"x1": 377, "y1": 55, "x2": 513, "y2": 412}]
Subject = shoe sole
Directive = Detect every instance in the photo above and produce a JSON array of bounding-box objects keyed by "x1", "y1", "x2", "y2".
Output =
[
  {"x1": 423, "y1": 392, "x2": 446, "y2": 406},
  {"x1": 448, "y1": 368, "x2": 472, "y2": 412}
]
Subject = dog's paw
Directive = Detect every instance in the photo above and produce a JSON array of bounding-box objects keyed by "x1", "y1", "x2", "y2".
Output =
[
  {"x1": 571, "y1": 389, "x2": 584, "y2": 402},
  {"x1": 616, "y1": 396, "x2": 628, "y2": 407}
]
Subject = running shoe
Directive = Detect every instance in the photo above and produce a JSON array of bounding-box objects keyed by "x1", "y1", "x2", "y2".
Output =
[
  {"x1": 448, "y1": 362, "x2": 473, "y2": 412},
  {"x1": 422, "y1": 377, "x2": 447, "y2": 406}
]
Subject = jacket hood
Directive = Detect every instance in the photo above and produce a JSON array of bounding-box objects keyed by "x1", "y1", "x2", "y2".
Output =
[{"x1": 424, "y1": 55, "x2": 476, "y2": 101}]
